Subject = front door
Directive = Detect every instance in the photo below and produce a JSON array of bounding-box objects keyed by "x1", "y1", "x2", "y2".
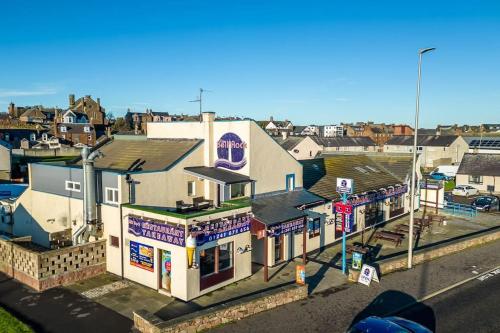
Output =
[
  {"x1": 159, "y1": 249, "x2": 172, "y2": 294},
  {"x1": 274, "y1": 235, "x2": 284, "y2": 263}
]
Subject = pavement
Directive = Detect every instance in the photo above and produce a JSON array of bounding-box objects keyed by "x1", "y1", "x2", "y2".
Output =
[
  {"x1": 397, "y1": 269, "x2": 500, "y2": 332},
  {"x1": 0, "y1": 273, "x2": 133, "y2": 333},
  {"x1": 211, "y1": 237, "x2": 500, "y2": 332}
]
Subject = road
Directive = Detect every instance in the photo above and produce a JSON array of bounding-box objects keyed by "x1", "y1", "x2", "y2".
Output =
[
  {"x1": 212, "y1": 239, "x2": 500, "y2": 333},
  {"x1": 397, "y1": 270, "x2": 500, "y2": 332}
]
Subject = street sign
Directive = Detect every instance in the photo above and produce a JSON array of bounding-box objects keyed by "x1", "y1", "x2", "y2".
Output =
[
  {"x1": 336, "y1": 178, "x2": 354, "y2": 194},
  {"x1": 358, "y1": 264, "x2": 379, "y2": 286}
]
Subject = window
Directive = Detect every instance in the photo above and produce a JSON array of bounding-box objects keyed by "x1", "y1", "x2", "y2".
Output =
[
  {"x1": 84, "y1": 126, "x2": 91, "y2": 133},
  {"x1": 30, "y1": 133, "x2": 36, "y2": 141},
  {"x1": 42, "y1": 133, "x2": 48, "y2": 141},
  {"x1": 468, "y1": 175, "x2": 483, "y2": 185},
  {"x1": 187, "y1": 181, "x2": 195, "y2": 196},
  {"x1": 230, "y1": 183, "x2": 245, "y2": 199},
  {"x1": 105, "y1": 187, "x2": 119, "y2": 204},
  {"x1": 65, "y1": 181, "x2": 81, "y2": 192},
  {"x1": 60, "y1": 125, "x2": 67, "y2": 133},
  {"x1": 109, "y1": 235, "x2": 119, "y2": 248},
  {"x1": 286, "y1": 174, "x2": 295, "y2": 191},
  {"x1": 308, "y1": 218, "x2": 321, "y2": 238},
  {"x1": 200, "y1": 242, "x2": 233, "y2": 277}
]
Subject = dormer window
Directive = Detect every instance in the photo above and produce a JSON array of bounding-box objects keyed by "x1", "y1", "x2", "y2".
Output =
[
  {"x1": 41, "y1": 133, "x2": 48, "y2": 141},
  {"x1": 30, "y1": 133, "x2": 36, "y2": 141},
  {"x1": 64, "y1": 115, "x2": 74, "y2": 123},
  {"x1": 84, "y1": 126, "x2": 91, "y2": 133},
  {"x1": 60, "y1": 125, "x2": 67, "y2": 133}
]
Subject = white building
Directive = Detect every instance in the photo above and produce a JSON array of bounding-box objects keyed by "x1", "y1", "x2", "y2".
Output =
[{"x1": 321, "y1": 125, "x2": 344, "y2": 137}]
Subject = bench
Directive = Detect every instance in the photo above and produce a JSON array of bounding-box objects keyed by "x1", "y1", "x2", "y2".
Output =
[
  {"x1": 374, "y1": 230, "x2": 405, "y2": 247},
  {"x1": 427, "y1": 214, "x2": 446, "y2": 226},
  {"x1": 394, "y1": 223, "x2": 422, "y2": 236},
  {"x1": 192, "y1": 197, "x2": 213, "y2": 210},
  {"x1": 346, "y1": 244, "x2": 370, "y2": 255}
]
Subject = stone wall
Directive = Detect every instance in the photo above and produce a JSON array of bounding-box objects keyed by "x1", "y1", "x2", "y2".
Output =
[
  {"x1": 0, "y1": 238, "x2": 106, "y2": 291},
  {"x1": 378, "y1": 228, "x2": 500, "y2": 275},
  {"x1": 134, "y1": 284, "x2": 308, "y2": 333}
]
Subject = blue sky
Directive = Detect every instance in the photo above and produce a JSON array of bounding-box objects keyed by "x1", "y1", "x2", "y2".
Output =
[{"x1": 1, "y1": 1, "x2": 499, "y2": 127}]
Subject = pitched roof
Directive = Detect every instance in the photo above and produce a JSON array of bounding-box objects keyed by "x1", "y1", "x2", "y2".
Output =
[
  {"x1": 367, "y1": 155, "x2": 413, "y2": 182},
  {"x1": 457, "y1": 153, "x2": 500, "y2": 176},
  {"x1": 20, "y1": 108, "x2": 47, "y2": 119},
  {"x1": 301, "y1": 155, "x2": 403, "y2": 201},
  {"x1": 311, "y1": 136, "x2": 376, "y2": 147},
  {"x1": 58, "y1": 123, "x2": 94, "y2": 134},
  {"x1": 463, "y1": 137, "x2": 500, "y2": 150},
  {"x1": 275, "y1": 136, "x2": 306, "y2": 151},
  {"x1": 385, "y1": 135, "x2": 458, "y2": 147},
  {"x1": 252, "y1": 190, "x2": 325, "y2": 225},
  {"x1": 73, "y1": 137, "x2": 202, "y2": 172}
]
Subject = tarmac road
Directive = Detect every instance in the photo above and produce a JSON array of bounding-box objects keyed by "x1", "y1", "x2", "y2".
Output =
[{"x1": 397, "y1": 270, "x2": 500, "y2": 333}]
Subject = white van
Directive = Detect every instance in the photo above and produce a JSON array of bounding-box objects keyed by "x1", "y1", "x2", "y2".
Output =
[{"x1": 431, "y1": 165, "x2": 459, "y2": 178}]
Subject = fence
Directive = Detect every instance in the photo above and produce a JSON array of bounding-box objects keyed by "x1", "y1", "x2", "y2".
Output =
[
  {"x1": 443, "y1": 202, "x2": 477, "y2": 217},
  {"x1": 0, "y1": 237, "x2": 106, "y2": 291}
]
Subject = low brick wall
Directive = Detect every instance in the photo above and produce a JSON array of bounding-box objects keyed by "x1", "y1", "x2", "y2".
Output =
[
  {"x1": 378, "y1": 228, "x2": 500, "y2": 275},
  {"x1": 0, "y1": 238, "x2": 106, "y2": 291},
  {"x1": 134, "y1": 284, "x2": 308, "y2": 333}
]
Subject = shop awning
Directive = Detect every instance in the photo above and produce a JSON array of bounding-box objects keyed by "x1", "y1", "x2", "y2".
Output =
[
  {"x1": 184, "y1": 166, "x2": 253, "y2": 185},
  {"x1": 252, "y1": 190, "x2": 325, "y2": 226}
]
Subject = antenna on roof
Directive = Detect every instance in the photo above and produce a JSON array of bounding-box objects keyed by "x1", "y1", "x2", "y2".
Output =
[{"x1": 189, "y1": 88, "x2": 212, "y2": 122}]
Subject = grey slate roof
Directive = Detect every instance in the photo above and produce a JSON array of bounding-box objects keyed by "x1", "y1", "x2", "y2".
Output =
[
  {"x1": 74, "y1": 138, "x2": 202, "y2": 172},
  {"x1": 457, "y1": 153, "x2": 500, "y2": 176},
  {"x1": 184, "y1": 166, "x2": 252, "y2": 184},
  {"x1": 386, "y1": 135, "x2": 458, "y2": 147},
  {"x1": 252, "y1": 190, "x2": 325, "y2": 225},
  {"x1": 311, "y1": 136, "x2": 376, "y2": 147},
  {"x1": 274, "y1": 136, "x2": 305, "y2": 151}
]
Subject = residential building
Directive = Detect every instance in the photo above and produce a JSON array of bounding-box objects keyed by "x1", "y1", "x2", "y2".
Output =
[
  {"x1": 345, "y1": 123, "x2": 395, "y2": 146},
  {"x1": 300, "y1": 125, "x2": 320, "y2": 136},
  {"x1": 384, "y1": 135, "x2": 469, "y2": 168},
  {"x1": 463, "y1": 137, "x2": 500, "y2": 154},
  {"x1": 321, "y1": 125, "x2": 344, "y2": 137},
  {"x1": 456, "y1": 153, "x2": 500, "y2": 193},
  {"x1": 67, "y1": 94, "x2": 106, "y2": 126},
  {"x1": 0, "y1": 140, "x2": 12, "y2": 180},
  {"x1": 0, "y1": 129, "x2": 50, "y2": 149},
  {"x1": 393, "y1": 124, "x2": 414, "y2": 136},
  {"x1": 256, "y1": 116, "x2": 293, "y2": 136},
  {"x1": 53, "y1": 122, "x2": 97, "y2": 147},
  {"x1": 8, "y1": 103, "x2": 61, "y2": 125}
]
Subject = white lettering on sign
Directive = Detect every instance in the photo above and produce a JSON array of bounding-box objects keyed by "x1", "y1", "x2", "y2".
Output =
[
  {"x1": 477, "y1": 268, "x2": 500, "y2": 282},
  {"x1": 358, "y1": 264, "x2": 379, "y2": 286}
]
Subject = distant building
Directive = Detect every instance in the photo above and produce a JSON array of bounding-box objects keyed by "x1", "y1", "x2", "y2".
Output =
[
  {"x1": 0, "y1": 128, "x2": 50, "y2": 149},
  {"x1": 0, "y1": 140, "x2": 12, "y2": 180},
  {"x1": 321, "y1": 125, "x2": 344, "y2": 137},
  {"x1": 67, "y1": 94, "x2": 106, "y2": 126},
  {"x1": 345, "y1": 123, "x2": 395, "y2": 146},
  {"x1": 393, "y1": 124, "x2": 414, "y2": 136},
  {"x1": 463, "y1": 137, "x2": 500, "y2": 154},
  {"x1": 456, "y1": 153, "x2": 500, "y2": 194},
  {"x1": 256, "y1": 116, "x2": 293, "y2": 136}
]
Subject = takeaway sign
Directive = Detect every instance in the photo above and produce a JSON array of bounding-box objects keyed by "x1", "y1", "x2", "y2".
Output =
[{"x1": 128, "y1": 216, "x2": 185, "y2": 247}]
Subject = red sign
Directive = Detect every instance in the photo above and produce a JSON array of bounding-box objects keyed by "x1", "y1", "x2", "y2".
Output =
[{"x1": 335, "y1": 202, "x2": 353, "y2": 215}]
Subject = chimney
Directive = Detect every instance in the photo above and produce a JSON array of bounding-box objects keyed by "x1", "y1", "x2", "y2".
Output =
[
  {"x1": 270, "y1": 116, "x2": 274, "y2": 122},
  {"x1": 97, "y1": 98, "x2": 101, "y2": 109},
  {"x1": 202, "y1": 111, "x2": 215, "y2": 167},
  {"x1": 69, "y1": 94, "x2": 75, "y2": 107},
  {"x1": 8, "y1": 102, "x2": 15, "y2": 117}
]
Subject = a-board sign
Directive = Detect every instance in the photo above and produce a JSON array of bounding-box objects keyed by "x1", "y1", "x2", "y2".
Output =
[
  {"x1": 358, "y1": 264, "x2": 379, "y2": 286},
  {"x1": 296, "y1": 265, "x2": 306, "y2": 285},
  {"x1": 352, "y1": 252, "x2": 363, "y2": 270}
]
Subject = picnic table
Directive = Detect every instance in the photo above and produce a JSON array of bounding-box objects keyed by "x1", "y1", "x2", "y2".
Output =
[
  {"x1": 414, "y1": 217, "x2": 432, "y2": 229},
  {"x1": 394, "y1": 223, "x2": 422, "y2": 236},
  {"x1": 427, "y1": 214, "x2": 446, "y2": 226},
  {"x1": 374, "y1": 230, "x2": 405, "y2": 247},
  {"x1": 346, "y1": 244, "x2": 370, "y2": 255}
]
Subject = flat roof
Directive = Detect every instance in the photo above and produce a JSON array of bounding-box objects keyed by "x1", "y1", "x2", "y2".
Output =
[{"x1": 184, "y1": 166, "x2": 252, "y2": 184}]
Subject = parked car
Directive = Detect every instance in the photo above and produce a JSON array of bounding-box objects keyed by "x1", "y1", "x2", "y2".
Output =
[
  {"x1": 452, "y1": 185, "x2": 479, "y2": 197},
  {"x1": 472, "y1": 196, "x2": 500, "y2": 212},
  {"x1": 347, "y1": 316, "x2": 432, "y2": 333},
  {"x1": 429, "y1": 172, "x2": 451, "y2": 181}
]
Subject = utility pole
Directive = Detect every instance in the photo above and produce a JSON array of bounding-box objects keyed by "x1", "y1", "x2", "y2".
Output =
[{"x1": 189, "y1": 88, "x2": 210, "y2": 121}]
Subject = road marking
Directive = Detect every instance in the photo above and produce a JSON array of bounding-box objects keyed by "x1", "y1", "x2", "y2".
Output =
[{"x1": 476, "y1": 268, "x2": 500, "y2": 282}]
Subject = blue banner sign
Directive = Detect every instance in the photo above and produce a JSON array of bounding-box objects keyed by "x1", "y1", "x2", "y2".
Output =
[
  {"x1": 189, "y1": 215, "x2": 251, "y2": 246},
  {"x1": 268, "y1": 217, "x2": 305, "y2": 237},
  {"x1": 130, "y1": 241, "x2": 154, "y2": 272},
  {"x1": 128, "y1": 216, "x2": 185, "y2": 247},
  {"x1": 342, "y1": 184, "x2": 408, "y2": 207}
]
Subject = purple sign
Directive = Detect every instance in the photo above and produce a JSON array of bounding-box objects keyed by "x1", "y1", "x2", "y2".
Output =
[
  {"x1": 128, "y1": 216, "x2": 185, "y2": 247},
  {"x1": 189, "y1": 215, "x2": 251, "y2": 246},
  {"x1": 268, "y1": 217, "x2": 305, "y2": 237},
  {"x1": 340, "y1": 184, "x2": 408, "y2": 208},
  {"x1": 215, "y1": 132, "x2": 247, "y2": 170}
]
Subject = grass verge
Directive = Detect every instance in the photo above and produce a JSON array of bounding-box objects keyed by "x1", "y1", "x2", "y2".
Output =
[{"x1": 0, "y1": 307, "x2": 33, "y2": 333}]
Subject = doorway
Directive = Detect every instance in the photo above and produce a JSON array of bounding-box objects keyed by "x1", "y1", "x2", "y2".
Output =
[
  {"x1": 158, "y1": 249, "x2": 172, "y2": 295},
  {"x1": 274, "y1": 235, "x2": 284, "y2": 264}
]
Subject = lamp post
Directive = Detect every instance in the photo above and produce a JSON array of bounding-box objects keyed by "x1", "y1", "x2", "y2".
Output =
[{"x1": 408, "y1": 47, "x2": 435, "y2": 269}]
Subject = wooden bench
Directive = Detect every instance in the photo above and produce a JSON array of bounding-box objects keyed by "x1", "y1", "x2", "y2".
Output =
[
  {"x1": 427, "y1": 214, "x2": 446, "y2": 226},
  {"x1": 394, "y1": 223, "x2": 422, "y2": 236},
  {"x1": 346, "y1": 244, "x2": 370, "y2": 255},
  {"x1": 374, "y1": 230, "x2": 405, "y2": 247}
]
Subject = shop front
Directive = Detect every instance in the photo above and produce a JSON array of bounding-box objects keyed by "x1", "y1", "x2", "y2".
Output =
[{"x1": 121, "y1": 206, "x2": 252, "y2": 301}]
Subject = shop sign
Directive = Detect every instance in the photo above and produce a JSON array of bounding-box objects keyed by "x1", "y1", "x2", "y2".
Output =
[
  {"x1": 215, "y1": 132, "x2": 248, "y2": 170},
  {"x1": 346, "y1": 184, "x2": 408, "y2": 207},
  {"x1": 336, "y1": 178, "x2": 354, "y2": 194},
  {"x1": 352, "y1": 252, "x2": 363, "y2": 270},
  {"x1": 130, "y1": 241, "x2": 154, "y2": 272},
  {"x1": 189, "y1": 215, "x2": 251, "y2": 246},
  {"x1": 358, "y1": 264, "x2": 379, "y2": 286},
  {"x1": 268, "y1": 217, "x2": 305, "y2": 237},
  {"x1": 128, "y1": 216, "x2": 185, "y2": 247}
]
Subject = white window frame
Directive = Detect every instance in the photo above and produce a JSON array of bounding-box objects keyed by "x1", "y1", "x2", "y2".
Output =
[
  {"x1": 105, "y1": 187, "x2": 119, "y2": 204},
  {"x1": 84, "y1": 126, "x2": 90, "y2": 133},
  {"x1": 60, "y1": 125, "x2": 67, "y2": 133},
  {"x1": 65, "y1": 181, "x2": 81, "y2": 192},
  {"x1": 187, "y1": 181, "x2": 196, "y2": 197}
]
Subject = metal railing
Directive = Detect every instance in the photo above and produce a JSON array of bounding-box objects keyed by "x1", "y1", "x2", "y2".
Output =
[{"x1": 443, "y1": 201, "x2": 477, "y2": 217}]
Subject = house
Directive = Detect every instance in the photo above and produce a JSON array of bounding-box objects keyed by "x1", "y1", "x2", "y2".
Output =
[
  {"x1": 463, "y1": 137, "x2": 500, "y2": 154},
  {"x1": 345, "y1": 123, "x2": 395, "y2": 146},
  {"x1": 8, "y1": 103, "x2": 61, "y2": 125},
  {"x1": 384, "y1": 135, "x2": 469, "y2": 168},
  {"x1": 456, "y1": 153, "x2": 500, "y2": 193},
  {"x1": 275, "y1": 136, "x2": 378, "y2": 160},
  {"x1": 320, "y1": 125, "x2": 344, "y2": 137},
  {"x1": 0, "y1": 129, "x2": 50, "y2": 149},
  {"x1": 393, "y1": 124, "x2": 414, "y2": 136},
  {"x1": 256, "y1": 116, "x2": 293, "y2": 136},
  {"x1": 300, "y1": 125, "x2": 320, "y2": 136},
  {"x1": 0, "y1": 140, "x2": 12, "y2": 180},
  {"x1": 8, "y1": 112, "x2": 316, "y2": 301},
  {"x1": 68, "y1": 94, "x2": 106, "y2": 126},
  {"x1": 53, "y1": 123, "x2": 97, "y2": 147}
]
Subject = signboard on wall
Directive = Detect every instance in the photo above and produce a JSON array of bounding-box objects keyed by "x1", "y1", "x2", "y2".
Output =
[
  {"x1": 128, "y1": 216, "x2": 185, "y2": 247},
  {"x1": 130, "y1": 241, "x2": 154, "y2": 272},
  {"x1": 336, "y1": 178, "x2": 354, "y2": 194},
  {"x1": 189, "y1": 214, "x2": 251, "y2": 246},
  {"x1": 215, "y1": 132, "x2": 247, "y2": 170},
  {"x1": 347, "y1": 184, "x2": 408, "y2": 207},
  {"x1": 267, "y1": 217, "x2": 305, "y2": 237}
]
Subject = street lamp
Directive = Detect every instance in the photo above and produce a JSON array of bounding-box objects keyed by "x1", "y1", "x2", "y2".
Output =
[{"x1": 408, "y1": 47, "x2": 435, "y2": 269}]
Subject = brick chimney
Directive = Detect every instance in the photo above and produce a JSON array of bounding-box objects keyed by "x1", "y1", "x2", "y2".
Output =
[
  {"x1": 97, "y1": 98, "x2": 101, "y2": 109},
  {"x1": 69, "y1": 94, "x2": 75, "y2": 107}
]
